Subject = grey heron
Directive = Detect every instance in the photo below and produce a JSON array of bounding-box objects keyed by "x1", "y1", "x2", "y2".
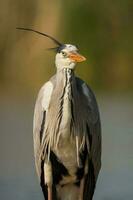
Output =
[{"x1": 17, "y1": 27, "x2": 101, "y2": 200}]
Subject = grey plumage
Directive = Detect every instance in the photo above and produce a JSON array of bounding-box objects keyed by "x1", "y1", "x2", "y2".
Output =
[{"x1": 33, "y1": 69, "x2": 101, "y2": 200}]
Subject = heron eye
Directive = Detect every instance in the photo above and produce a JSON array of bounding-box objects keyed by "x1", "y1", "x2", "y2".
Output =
[{"x1": 61, "y1": 51, "x2": 67, "y2": 57}]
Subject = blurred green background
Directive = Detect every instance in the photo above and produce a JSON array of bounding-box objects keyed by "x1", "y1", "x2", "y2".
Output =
[
  {"x1": 0, "y1": 0, "x2": 133, "y2": 96},
  {"x1": 0, "y1": 0, "x2": 133, "y2": 200}
]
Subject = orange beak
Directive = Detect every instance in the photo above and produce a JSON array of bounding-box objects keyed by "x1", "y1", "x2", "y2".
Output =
[{"x1": 68, "y1": 52, "x2": 86, "y2": 63}]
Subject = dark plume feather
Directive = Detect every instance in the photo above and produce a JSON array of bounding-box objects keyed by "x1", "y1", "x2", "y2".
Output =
[{"x1": 16, "y1": 27, "x2": 63, "y2": 46}]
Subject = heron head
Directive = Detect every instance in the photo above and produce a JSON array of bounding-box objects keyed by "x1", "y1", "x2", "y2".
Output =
[
  {"x1": 55, "y1": 44, "x2": 86, "y2": 70},
  {"x1": 16, "y1": 28, "x2": 86, "y2": 70}
]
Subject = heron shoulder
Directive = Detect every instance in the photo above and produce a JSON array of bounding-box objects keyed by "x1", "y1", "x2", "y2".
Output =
[
  {"x1": 76, "y1": 77, "x2": 97, "y2": 102},
  {"x1": 76, "y1": 77, "x2": 100, "y2": 124},
  {"x1": 76, "y1": 77, "x2": 95, "y2": 97},
  {"x1": 36, "y1": 79, "x2": 54, "y2": 112}
]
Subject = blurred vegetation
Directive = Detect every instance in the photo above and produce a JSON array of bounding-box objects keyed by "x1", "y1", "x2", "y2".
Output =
[{"x1": 0, "y1": 0, "x2": 132, "y2": 97}]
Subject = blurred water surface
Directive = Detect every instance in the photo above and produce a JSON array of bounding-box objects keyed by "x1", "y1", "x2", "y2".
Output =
[{"x1": 0, "y1": 94, "x2": 133, "y2": 200}]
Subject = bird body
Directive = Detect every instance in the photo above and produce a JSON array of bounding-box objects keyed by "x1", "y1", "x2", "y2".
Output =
[
  {"x1": 17, "y1": 27, "x2": 101, "y2": 200},
  {"x1": 33, "y1": 67, "x2": 101, "y2": 200}
]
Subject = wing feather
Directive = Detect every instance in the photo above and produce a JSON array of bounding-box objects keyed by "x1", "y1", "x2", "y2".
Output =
[
  {"x1": 33, "y1": 81, "x2": 53, "y2": 178},
  {"x1": 79, "y1": 79, "x2": 101, "y2": 199}
]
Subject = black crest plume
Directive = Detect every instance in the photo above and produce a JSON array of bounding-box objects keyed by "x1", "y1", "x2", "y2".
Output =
[{"x1": 16, "y1": 27, "x2": 63, "y2": 47}]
